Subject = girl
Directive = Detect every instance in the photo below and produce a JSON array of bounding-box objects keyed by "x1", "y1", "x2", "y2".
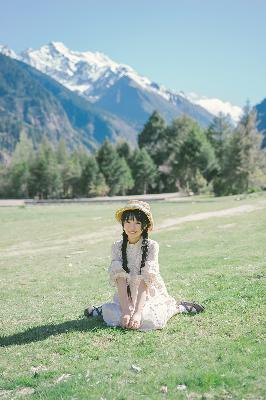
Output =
[{"x1": 84, "y1": 200, "x2": 204, "y2": 331}]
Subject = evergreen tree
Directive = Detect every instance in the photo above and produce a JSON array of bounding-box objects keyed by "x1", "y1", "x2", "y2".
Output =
[
  {"x1": 74, "y1": 146, "x2": 91, "y2": 170},
  {"x1": 0, "y1": 166, "x2": 10, "y2": 198},
  {"x1": 206, "y1": 113, "x2": 233, "y2": 187},
  {"x1": 158, "y1": 116, "x2": 217, "y2": 193},
  {"x1": 56, "y1": 138, "x2": 69, "y2": 165},
  {"x1": 29, "y1": 138, "x2": 62, "y2": 199},
  {"x1": 206, "y1": 113, "x2": 233, "y2": 162},
  {"x1": 173, "y1": 122, "x2": 204, "y2": 192},
  {"x1": 197, "y1": 133, "x2": 219, "y2": 184},
  {"x1": 138, "y1": 111, "x2": 167, "y2": 165},
  {"x1": 97, "y1": 139, "x2": 132, "y2": 195},
  {"x1": 140, "y1": 116, "x2": 188, "y2": 193},
  {"x1": 67, "y1": 150, "x2": 84, "y2": 197},
  {"x1": 116, "y1": 157, "x2": 134, "y2": 196},
  {"x1": 80, "y1": 155, "x2": 109, "y2": 197},
  {"x1": 220, "y1": 106, "x2": 266, "y2": 194},
  {"x1": 56, "y1": 139, "x2": 72, "y2": 197},
  {"x1": 116, "y1": 140, "x2": 133, "y2": 162},
  {"x1": 131, "y1": 148, "x2": 157, "y2": 194},
  {"x1": 8, "y1": 131, "x2": 34, "y2": 198}
]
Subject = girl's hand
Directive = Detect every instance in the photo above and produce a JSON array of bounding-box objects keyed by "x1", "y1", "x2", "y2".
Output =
[
  {"x1": 120, "y1": 313, "x2": 131, "y2": 329},
  {"x1": 128, "y1": 311, "x2": 142, "y2": 330}
]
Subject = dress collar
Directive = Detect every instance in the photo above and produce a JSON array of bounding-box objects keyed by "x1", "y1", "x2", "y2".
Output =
[{"x1": 128, "y1": 238, "x2": 143, "y2": 247}]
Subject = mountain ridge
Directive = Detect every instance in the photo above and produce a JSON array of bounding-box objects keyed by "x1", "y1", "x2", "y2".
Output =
[
  {"x1": 0, "y1": 41, "x2": 242, "y2": 126},
  {"x1": 0, "y1": 53, "x2": 137, "y2": 157}
]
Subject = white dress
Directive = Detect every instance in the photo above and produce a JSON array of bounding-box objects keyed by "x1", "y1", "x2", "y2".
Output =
[{"x1": 102, "y1": 238, "x2": 179, "y2": 331}]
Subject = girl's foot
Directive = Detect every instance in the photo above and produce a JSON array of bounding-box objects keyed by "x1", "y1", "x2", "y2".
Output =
[
  {"x1": 128, "y1": 311, "x2": 142, "y2": 330},
  {"x1": 84, "y1": 305, "x2": 103, "y2": 318},
  {"x1": 120, "y1": 314, "x2": 131, "y2": 329},
  {"x1": 177, "y1": 301, "x2": 205, "y2": 313}
]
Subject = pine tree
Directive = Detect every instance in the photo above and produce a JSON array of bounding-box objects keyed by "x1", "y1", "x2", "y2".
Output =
[
  {"x1": 80, "y1": 155, "x2": 109, "y2": 197},
  {"x1": 162, "y1": 116, "x2": 217, "y2": 193},
  {"x1": 56, "y1": 139, "x2": 72, "y2": 197},
  {"x1": 8, "y1": 131, "x2": 34, "y2": 198},
  {"x1": 138, "y1": 111, "x2": 167, "y2": 165},
  {"x1": 116, "y1": 157, "x2": 134, "y2": 196},
  {"x1": 156, "y1": 116, "x2": 195, "y2": 192},
  {"x1": 66, "y1": 151, "x2": 82, "y2": 197},
  {"x1": 173, "y1": 122, "x2": 203, "y2": 192},
  {"x1": 206, "y1": 113, "x2": 233, "y2": 169},
  {"x1": 116, "y1": 140, "x2": 133, "y2": 162},
  {"x1": 213, "y1": 105, "x2": 266, "y2": 195},
  {"x1": 97, "y1": 139, "x2": 132, "y2": 196},
  {"x1": 0, "y1": 165, "x2": 11, "y2": 198},
  {"x1": 131, "y1": 148, "x2": 157, "y2": 194},
  {"x1": 29, "y1": 138, "x2": 62, "y2": 199},
  {"x1": 225, "y1": 106, "x2": 266, "y2": 194}
]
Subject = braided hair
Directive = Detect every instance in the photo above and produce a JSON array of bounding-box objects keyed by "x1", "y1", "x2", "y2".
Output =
[{"x1": 120, "y1": 209, "x2": 150, "y2": 300}]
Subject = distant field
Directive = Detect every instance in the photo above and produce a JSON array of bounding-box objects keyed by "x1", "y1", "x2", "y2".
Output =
[{"x1": 0, "y1": 193, "x2": 265, "y2": 399}]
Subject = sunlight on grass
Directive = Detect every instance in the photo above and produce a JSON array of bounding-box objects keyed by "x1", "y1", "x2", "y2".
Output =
[{"x1": 0, "y1": 193, "x2": 265, "y2": 399}]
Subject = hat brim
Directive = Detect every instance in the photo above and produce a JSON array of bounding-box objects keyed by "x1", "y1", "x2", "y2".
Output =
[{"x1": 115, "y1": 206, "x2": 154, "y2": 231}]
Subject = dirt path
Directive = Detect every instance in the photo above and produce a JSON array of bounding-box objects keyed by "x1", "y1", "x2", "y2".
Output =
[
  {"x1": 1, "y1": 199, "x2": 265, "y2": 258},
  {"x1": 157, "y1": 200, "x2": 266, "y2": 231}
]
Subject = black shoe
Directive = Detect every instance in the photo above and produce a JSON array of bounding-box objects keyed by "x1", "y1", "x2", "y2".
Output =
[
  {"x1": 84, "y1": 305, "x2": 103, "y2": 318},
  {"x1": 178, "y1": 301, "x2": 205, "y2": 313}
]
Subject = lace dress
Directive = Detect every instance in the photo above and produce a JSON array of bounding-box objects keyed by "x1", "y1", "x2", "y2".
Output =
[{"x1": 102, "y1": 238, "x2": 179, "y2": 331}]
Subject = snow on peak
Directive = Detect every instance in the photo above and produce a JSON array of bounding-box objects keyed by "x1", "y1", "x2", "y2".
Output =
[
  {"x1": 49, "y1": 41, "x2": 70, "y2": 54},
  {"x1": 17, "y1": 42, "x2": 133, "y2": 93},
  {"x1": 0, "y1": 41, "x2": 243, "y2": 123},
  {"x1": 183, "y1": 92, "x2": 243, "y2": 124},
  {"x1": 14, "y1": 41, "x2": 157, "y2": 100},
  {"x1": 0, "y1": 44, "x2": 19, "y2": 60}
]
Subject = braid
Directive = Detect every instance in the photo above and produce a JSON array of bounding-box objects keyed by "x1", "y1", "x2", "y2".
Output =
[
  {"x1": 121, "y1": 230, "x2": 131, "y2": 300},
  {"x1": 121, "y1": 230, "x2": 129, "y2": 273},
  {"x1": 120, "y1": 209, "x2": 150, "y2": 300},
  {"x1": 140, "y1": 229, "x2": 149, "y2": 274}
]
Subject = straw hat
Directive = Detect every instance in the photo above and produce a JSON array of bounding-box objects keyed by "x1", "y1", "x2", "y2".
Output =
[{"x1": 115, "y1": 200, "x2": 154, "y2": 231}]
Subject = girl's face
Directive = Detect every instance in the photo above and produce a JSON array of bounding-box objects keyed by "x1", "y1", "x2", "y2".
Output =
[{"x1": 123, "y1": 216, "x2": 143, "y2": 243}]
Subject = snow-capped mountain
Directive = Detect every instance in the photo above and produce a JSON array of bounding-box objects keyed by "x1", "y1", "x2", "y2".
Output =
[
  {"x1": 0, "y1": 52, "x2": 138, "y2": 156},
  {"x1": 0, "y1": 44, "x2": 19, "y2": 60},
  {"x1": 181, "y1": 92, "x2": 243, "y2": 124},
  {"x1": 0, "y1": 41, "x2": 242, "y2": 125},
  {"x1": 18, "y1": 41, "x2": 157, "y2": 103}
]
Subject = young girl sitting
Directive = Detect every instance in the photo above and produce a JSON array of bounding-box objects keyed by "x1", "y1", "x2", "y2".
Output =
[{"x1": 84, "y1": 200, "x2": 204, "y2": 331}]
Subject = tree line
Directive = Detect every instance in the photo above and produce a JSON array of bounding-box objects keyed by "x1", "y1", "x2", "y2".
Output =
[{"x1": 0, "y1": 106, "x2": 265, "y2": 199}]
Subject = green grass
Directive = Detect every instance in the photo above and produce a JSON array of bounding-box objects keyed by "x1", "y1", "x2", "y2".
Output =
[{"x1": 0, "y1": 193, "x2": 266, "y2": 399}]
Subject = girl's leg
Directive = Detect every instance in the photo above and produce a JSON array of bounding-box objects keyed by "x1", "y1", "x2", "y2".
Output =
[{"x1": 84, "y1": 301, "x2": 205, "y2": 318}]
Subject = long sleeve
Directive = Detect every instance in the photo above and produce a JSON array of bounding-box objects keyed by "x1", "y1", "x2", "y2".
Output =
[{"x1": 107, "y1": 241, "x2": 129, "y2": 287}]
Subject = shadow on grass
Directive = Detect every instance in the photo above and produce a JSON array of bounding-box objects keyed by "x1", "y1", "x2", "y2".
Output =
[{"x1": 0, "y1": 317, "x2": 120, "y2": 347}]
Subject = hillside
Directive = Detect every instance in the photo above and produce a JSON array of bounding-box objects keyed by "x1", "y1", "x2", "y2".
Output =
[
  {"x1": 1, "y1": 42, "x2": 217, "y2": 129},
  {"x1": 255, "y1": 98, "x2": 266, "y2": 147},
  {"x1": 0, "y1": 54, "x2": 137, "y2": 157}
]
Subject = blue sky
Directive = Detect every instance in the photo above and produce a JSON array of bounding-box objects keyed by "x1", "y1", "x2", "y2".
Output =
[{"x1": 1, "y1": 0, "x2": 265, "y2": 107}]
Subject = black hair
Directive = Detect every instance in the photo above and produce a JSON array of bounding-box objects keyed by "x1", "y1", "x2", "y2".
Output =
[{"x1": 120, "y1": 209, "x2": 150, "y2": 300}]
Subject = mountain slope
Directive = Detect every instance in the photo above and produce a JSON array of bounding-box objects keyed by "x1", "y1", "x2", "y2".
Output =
[
  {"x1": 181, "y1": 92, "x2": 243, "y2": 124},
  {"x1": 95, "y1": 75, "x2": 212, "y2": 130},
  {"x1": 255, "y1": 98, "x2": 266, "y2": 147},
  {"x1": 0, "y1": 54, "x2": 137, "y2": 155},
  {"x1": 2, "y1": 42, "x2": 218, "y2": 128}
]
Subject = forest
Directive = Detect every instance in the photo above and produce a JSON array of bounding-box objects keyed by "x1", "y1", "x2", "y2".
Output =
[{"x1": 0, "y1": 107, "x2": 265, "y2": 199}]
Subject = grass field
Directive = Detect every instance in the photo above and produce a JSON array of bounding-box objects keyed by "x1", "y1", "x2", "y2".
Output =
[{"x1": 0, "y1": 193, "x2": 265, "y2": 400}]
